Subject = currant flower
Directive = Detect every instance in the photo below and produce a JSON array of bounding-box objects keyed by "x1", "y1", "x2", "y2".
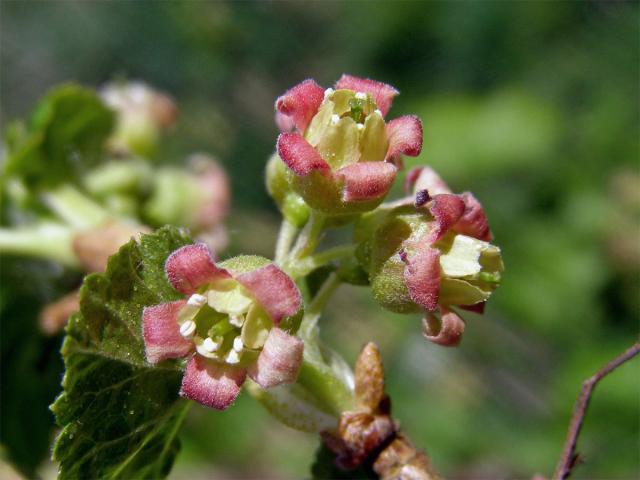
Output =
[
  {"x1": 100, "y1": 80, "x2": 177, "y2": 157},
  {"x1": 356, "y1": 166, "x2": 504, "y2": 346},
  {"x1": 273, "y1": 74, "x2": 423, "y2": 216},
  {"x1": 142, "y1": 243, "x2": 304, "y2": 409}
]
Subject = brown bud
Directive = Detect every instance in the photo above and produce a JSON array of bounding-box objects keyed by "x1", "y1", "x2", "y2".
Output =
[
  {"x1": 355, "y1": 342, "x2": 385, "y2": 411},
  {"x1": 39, "y1": 290, "x2": 80, "y2": 335},
  {"x1": 373, "y1": 434, "x2": 440, "y2": 480},
  {"x1": 72, "y1": 221, "x2": 149, "y2": 273},
  {"x1": 335, "y1": 411, "x2": 396, "y2": 470}
]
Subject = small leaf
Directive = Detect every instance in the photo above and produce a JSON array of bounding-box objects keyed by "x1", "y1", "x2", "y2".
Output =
[
  {"x1": 4, "y1": 84, "x2": 115, "y2": 189},
  {"x1": 51, "y1": 226, "x2": 193, "y2": 479}
]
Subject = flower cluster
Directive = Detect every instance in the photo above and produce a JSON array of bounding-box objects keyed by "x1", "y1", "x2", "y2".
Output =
[
  {"x1": 142, "y1": 243, "x2": 304, "y2": 409},
  {"x1": 356, "y1": 166, "x2": 504, "y2": 346},
  {"x1": 273, "y1": 75, "x2": 423, "y2": 216}
]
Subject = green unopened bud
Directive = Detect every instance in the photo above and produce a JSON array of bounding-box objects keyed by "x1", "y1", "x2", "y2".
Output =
[
  {"x1": 266, "y1": 153, "x2": 310, "y2": 227},
  {"x1": 100, "y1": 81, "x2": 177, "y2": 157}
]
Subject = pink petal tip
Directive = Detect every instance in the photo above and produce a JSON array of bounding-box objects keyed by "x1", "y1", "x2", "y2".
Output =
[
  {"x1": 402, "y1": 246, "x2": 441, "y2": 312},
  {"x1": 335, "y1": 74, "x2": 399, "y2": 117},
  {"x1": 455, "y1": 192, "x2": 493, "y2": 241},
  {"x1": 276, "y1": 133, "x2": 331, "y2": 176},
  {"x1": 236, "y1": 264, "x2": 301, "y2": 323},
  {"x1": 385, "y1": 115, "x2": 423, "y2": 165},
  {"x1": 336, "y1": 162, "x2": 397, "y2": 203},
  {"x1": 422, "y1": 307, "x2": 465, "y2": 347},
  {"x1": 143, "y1": 300, "x2": 193, "y2": 364},
  {"x1": 248, "y1": 328, "x2": 304, "y2": 388},
  {"x1": 164, "y1": 243, "x2": 230, "y2": 295},
  {"x1": 180, "y1": 356, "x2": 246, "y2": 410},
  {"x1": 275, "y1": 79, "x2": 325, "y2": 134}
]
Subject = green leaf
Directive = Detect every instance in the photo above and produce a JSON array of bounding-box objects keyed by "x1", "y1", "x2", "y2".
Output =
[
  {"x1": 4, "y1": 84, "x2": 115, "y2": 189},
  {"x1": 51, "y1": 226, "x2": 194, "y2": 479}
]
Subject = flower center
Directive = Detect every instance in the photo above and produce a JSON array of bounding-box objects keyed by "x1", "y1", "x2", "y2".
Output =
[{"x1": 176, "y1": 282, "x2": 272, "y2": 366}]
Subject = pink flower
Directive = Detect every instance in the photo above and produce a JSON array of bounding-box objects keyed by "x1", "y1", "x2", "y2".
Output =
[
  {"x1": 274, "y1": 75, "x2": 423, "y2": 215},
  {"x1": 359, "y1": 166, "x2": 503, "y2": 347},
  {"x1": 142, "y1": 243, "x2": 304, "y2": 409}
]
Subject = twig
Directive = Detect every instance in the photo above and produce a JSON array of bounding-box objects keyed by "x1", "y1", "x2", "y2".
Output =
[{"x1": 553, "y1": 341, "x2": 640, "y2": 480}]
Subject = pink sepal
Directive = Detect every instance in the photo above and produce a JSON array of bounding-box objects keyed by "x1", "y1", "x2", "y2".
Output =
[
  {"x1": 236, "y1": 264, "x2": 301, "y2": 323},
  {"x1": 427, "y1": 194, "x2": 466, "y2": 242},
  {"x1": 275, "y1": 79, "x2": 325, "y2": 134},
  {"x1": 165, "y1": 243, "x2": 230, "y2": 295},
  {"x1": 276, "y1": 133, "x2": 331, "y2": 176},
  {"x1": 142, "y1": 300, "x2": 193, "y2": 364},
  {"x1": 404, "y1": 166, "x2": 452, "y2": 195},
  {"x1": 402, "y1": 246, "x2": 441, "y2": 312},
  {"x1": 180, "y1": 356, "x2": 246, "y2": 410},
  {"x1": 275, "y1": 111, "x2": 296, "y2": 132},
  {"x1": 335, "y1": 74, "x2": 399, "y2": 117},
  {"x1": 335, "y1": 162, "x2": 397, "y2": 202},
  {"x1": 385, "y1": 116, "x2": 423, "y2": 165},
  {"x1": 455, "y1": 192, "x2": 493, "y2": 241},
  {"x1": 422, "y1": 307, "x2": 465, "y2": 347},
  {"x1": 248, "y1": 328, "x2": 304, "y2": 388}
]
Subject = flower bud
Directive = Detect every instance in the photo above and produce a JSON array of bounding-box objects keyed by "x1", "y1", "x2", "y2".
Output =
[
  {"x1": 143, "y1": 154, "x2": 229, "y2": 243},
  {"x1": 355, "y1": 167, "x2": 503, "y2": 346},
  {"x1": 265, "y1": 153, "x2": 310, "y2": 227},
  {"x1": 100, "y1": 81, "x2": 177, "y2": 157},
  {"x1": 273, "y1": 75, "x2": 423, "y2": 216}
]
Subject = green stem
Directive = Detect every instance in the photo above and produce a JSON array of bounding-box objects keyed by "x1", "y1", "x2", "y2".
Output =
[
  {"x1": 300, "y1": 272, "x2": 342, "y2": 355},
  {"x1": 288, "y1": 210, "x2": 326, "y2": 262},
  {"x1": 290, "y1": 245, "x2": 355, "y2": 278},
  {"x1": 0, "y1": 222, "x2": 80, "y2": 267},
  {"x1": 296, "y1": 355, "x2": 354, "y2": 417},
  {"x1": 274, "y1": 219, "x2": 298, "y2": 265},
  {"x1": 42, "y1": 185, "x2": 112, "y2": 228}
]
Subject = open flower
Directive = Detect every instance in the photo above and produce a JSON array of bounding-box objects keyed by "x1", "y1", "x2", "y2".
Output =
[
  {"x1": 274, "y1": 75, "x2": 423, "y2": 215},
  {"x1": 142, "y1": 243, "x2": 304, "y2": 409},
  {"x1": 356, "y1": 166, "x2": 504, "y2": 346}
]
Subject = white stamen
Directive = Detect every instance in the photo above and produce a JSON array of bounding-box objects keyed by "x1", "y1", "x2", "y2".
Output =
[
  {"x1": 233, "y1": 336, "x2": 244, "y2": 352},
  {"x1": 324, "y1": 88, "x2": 334, "y2": 99},
  {"x1": 374, "y1": 109, "x2": 383, "y2": 117},
  {"x1": 179, "y1": 320, "x2": 196, "y2": 339},
  {"x1": 187, "y1": 293, "x2": 207, "y2": 307},
  {"x1": 331, "y1": 114, "x2": 340, "y2": 125},
  {"x1": 203, "y1": 336, "x2": 220, "y2": 353},
  {"x1": 355, "y1": 91, "x2": 367, "y2": 100},
  {"x1": 356, "y1": 123, "x2": 365, "y2": 131},
  {"x1": 229, "y1": 314, "x2": 245, "y2": 328},
  {"x1": 225, "y1": 349, "x2": 241, "y2": 364}
]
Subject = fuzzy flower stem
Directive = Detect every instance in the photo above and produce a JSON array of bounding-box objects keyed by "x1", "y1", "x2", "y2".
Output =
[
  {"x1": 290, "y1": 245, "x2": 355, "y2": 278},
  {"x1": 0, "y1": 222, "x2": 80, "y2": 267},
  {"x1": 301, "y1": 272, "x2": 342, "y2": 342},
  {"x1": 288, "y1": 210, "x2": 326, "y2": 262},
  {"x1": 275, "y1": 219, "x2": 298, "y2": 265},
  {"x1": 42, "y1": 185, "x2": 112, "y2": 229}
]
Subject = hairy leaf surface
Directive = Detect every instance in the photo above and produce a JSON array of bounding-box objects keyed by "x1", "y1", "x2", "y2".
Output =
[{"x1": 51, "y1": 226, "x2": 193, "y2": 479}]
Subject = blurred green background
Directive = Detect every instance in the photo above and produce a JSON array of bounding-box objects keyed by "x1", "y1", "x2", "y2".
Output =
[{"x1": 1, "y1": 1, "x2": 638, "y2": 478}]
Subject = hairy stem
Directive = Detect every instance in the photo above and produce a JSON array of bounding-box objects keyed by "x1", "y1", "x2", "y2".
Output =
[
  {"x1": 289, "y1": 210, "x2": 326, "y2": 262},
  {"x1": 0, "y1": 222, "x2": 80, "y2": 267},
  {"x1": 42, "y1": 184, "x2": 112, "y2": 228},
  {"x1": 275, "y1": 219, "x2": 298, "y2": 265},
  {"x1": 301, "y1": 272, "x2": 342, "y2": 342},
  {"x1": 553, "y1": 341, "x2": 640, "y2": 480},
  {"x1": 290, "y1": 245, "x2": 355, "y2": 278}
]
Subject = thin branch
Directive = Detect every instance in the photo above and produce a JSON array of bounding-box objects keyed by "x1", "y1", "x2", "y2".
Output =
[{"x1": 553, "y1": 341, "x2": 640, "y2": 480}]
